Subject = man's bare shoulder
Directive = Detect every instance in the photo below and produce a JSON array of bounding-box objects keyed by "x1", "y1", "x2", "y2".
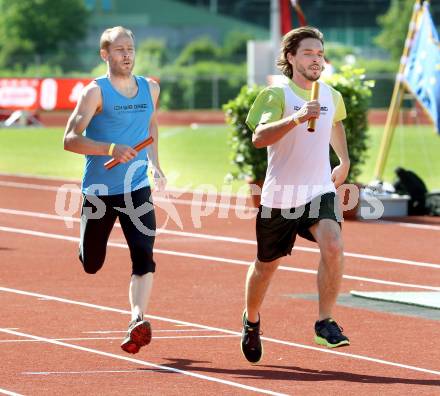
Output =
[
  {"x1": 82, "y1": 80, "x2": 102, "y2": 98},
  {"x1": 146, "y1": 78, "x2": 160, "y2": 93},
  {"x1": 76, "y1": 80, "x2": 102, "y2": 110}
]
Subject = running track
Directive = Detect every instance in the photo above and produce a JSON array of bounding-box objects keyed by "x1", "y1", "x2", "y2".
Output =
[{"x1": 0, "y1": 174, "x2": 439, "y2": 395}]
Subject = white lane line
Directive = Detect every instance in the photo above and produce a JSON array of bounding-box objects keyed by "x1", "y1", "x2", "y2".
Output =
[
  {"x1": 1, "y1": 207, "x2": 439, "y2": 270},
  {"x1": 0, "y1": 335, "x2": 238, "y2": 343},
  {"x1": 3, "y1": 179, "x2": 440, "y2": 231},
  {"x1": 1, "y1": 226, "x2": 439, "y2": 291},
  {"x1": 22, "y1": 369, "x2": 158, "y2": 375},
  {"x1": 376, "y1": 220, "x2": 440, "y2": 232},
  {"x1": 0, "y1": 181, "x2": 71, "y2": 193},
  {"x1": 0, "y1": 178, "x2": 243, "y2": 199},
  {"x1": 0, "y1": 173, "x2": 79, "y2": 183},
  {"x1": 0, "y1": 389, "x2": 24, "y2": 396},
  {"x1": 0, "y1": 173, "x2": 238, "y2": 197},
  {"x1": 0, "y1": 337, "x2": 122, "y2": 343},
  {"x1": 0, "y1": 181, "x2": 254, "y2": 212},
  {"x1": 1, "y1": 286, "x2": 439, "y2": 377},
  {"x1": 83, "y1": 329, "x2": 216, "y2": 334},
  {"x1": 0, "y1": 328, "x2": 286, "y2": 396}
]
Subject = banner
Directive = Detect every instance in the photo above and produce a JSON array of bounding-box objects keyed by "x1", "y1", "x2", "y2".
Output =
[
  {"x1": 0, "y1": 78, "x2": 92, "y2": 111},
  {"x1": 0, "y1": 78, "x2": 40, "y2": 110},
  {"x1": 403, "y1": 2, "x2": 440, "y2": 133}
]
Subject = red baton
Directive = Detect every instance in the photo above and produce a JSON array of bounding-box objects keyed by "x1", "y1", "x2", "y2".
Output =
[{"x1": 104, "y1": 136, "x2": 154, "y2": 170}]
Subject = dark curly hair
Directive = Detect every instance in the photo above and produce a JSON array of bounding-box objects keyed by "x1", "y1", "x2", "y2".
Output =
[{"x1": 277, "y1": 26, "x2": 324, "y2": 79}]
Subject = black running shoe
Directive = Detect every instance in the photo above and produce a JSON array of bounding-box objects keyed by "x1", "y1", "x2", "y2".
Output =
[
  {"x1": 240, "y1": 311, "x2": 263, "y2": 364},
  {"x1": 121, "y1": 316, "x2": 152, "y2": 354},
  {"x1": 314, "y1": 318, "x2": 350, "y2": 348}
]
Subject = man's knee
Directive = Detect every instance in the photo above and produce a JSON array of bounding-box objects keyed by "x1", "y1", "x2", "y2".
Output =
[
  {"x1": 322, "y1": 236, "x2": 344, "y2": 262},
  {"x1": 131, "y1": 245, "x2": 156, "y2": 276},
  {"x1": 329, "y1": 237, "x2": 344, "y2": 257},
  {"x1": 79, "y1": 251, "x2": 105, "y2": 274},
  {"x1": 132, "y1": 260, "x2": 156, "y2": 276},
  {"x1": 254, "y1": 258, "x2": 279, "y2": 278}
]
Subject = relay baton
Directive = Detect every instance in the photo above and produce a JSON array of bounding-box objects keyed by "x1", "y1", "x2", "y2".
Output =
[
  {"x1": 307, "y1": 81, "x2": 320, "y2": 133},
  {"x1": 104, "y1": 136, "x2": 154, "y2": 170}
]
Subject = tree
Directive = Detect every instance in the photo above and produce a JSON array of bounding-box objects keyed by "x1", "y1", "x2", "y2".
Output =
[
  {"x1": 135, "y1": 39, "x2": 168, "y2": 76},
  {"x1": 0, "y1": 0, "x2": 89, "y2": 71},
  {"x1": 375, "y1": 0, "x2": 414, "y2": 61},
  {"x1": 222, "y1": 31, "x2": 254, "y2": 63},
  {"x1": 174, "y1": 37, "x2": 220, "y2": 66}
]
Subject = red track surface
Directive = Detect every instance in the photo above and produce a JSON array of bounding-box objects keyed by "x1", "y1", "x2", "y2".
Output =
[{"x1": 1, "y1": 174, "x2": 439, "y2": 395}]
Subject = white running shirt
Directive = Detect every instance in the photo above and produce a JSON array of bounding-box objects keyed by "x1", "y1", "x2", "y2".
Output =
[{"x1": 246, "y1": 79, "x2": 346, "y2": 209}]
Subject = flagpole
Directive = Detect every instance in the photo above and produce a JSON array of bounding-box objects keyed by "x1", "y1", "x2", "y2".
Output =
[
  {"x1": 373, "y1": 0, "x2": 422, "y2": 180},
  {"x1": 270, "y1": 0, "x2": 281, "y2": 74}
]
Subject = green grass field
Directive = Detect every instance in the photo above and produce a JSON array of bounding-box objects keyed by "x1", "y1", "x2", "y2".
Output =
[
  {"x1": 358, "y1": 125, "x2": 440, "y2": 190},
  {"x1": 1, "y1": 124, "x2": 439, "y2": 191}
]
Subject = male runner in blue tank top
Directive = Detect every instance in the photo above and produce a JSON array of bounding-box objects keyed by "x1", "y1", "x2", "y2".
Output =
[{"x1": 64, "y1": 26, "x2": 165, "y2": 354}]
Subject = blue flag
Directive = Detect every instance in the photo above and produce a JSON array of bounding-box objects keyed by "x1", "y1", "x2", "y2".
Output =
[{"x1": 403, "y1": 2, "x2": 440, "y2": 134}]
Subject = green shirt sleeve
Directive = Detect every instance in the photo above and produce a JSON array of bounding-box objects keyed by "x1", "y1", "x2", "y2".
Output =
[
  {"x1": 245, "y1": 86, "x2": 284, "y2": 132},
  {"x1": 331, "y1": 87, "x2": 347, "y2": 123}
]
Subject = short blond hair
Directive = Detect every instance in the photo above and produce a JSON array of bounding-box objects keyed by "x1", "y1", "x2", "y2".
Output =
[{"x1": 100, "y1": 26, "x2": 135, "y2": 50}]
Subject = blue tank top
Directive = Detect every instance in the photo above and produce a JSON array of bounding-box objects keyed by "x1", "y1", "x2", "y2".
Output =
[{"x1": 82, "y1": 75, "x2": 154, "y2": 195}]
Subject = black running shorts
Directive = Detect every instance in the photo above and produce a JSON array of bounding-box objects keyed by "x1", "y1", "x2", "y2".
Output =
[
  {"x1": 256, "y1": 192, "x2": 341, "y2": 262},
  {"x1": 79, "y1": 186, "x2": 156, "y2": 275}
]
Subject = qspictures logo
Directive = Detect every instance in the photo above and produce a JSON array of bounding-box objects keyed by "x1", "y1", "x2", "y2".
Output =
[{"x1": 54, "y1": 161, "x2": 386, "y2": 236}]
